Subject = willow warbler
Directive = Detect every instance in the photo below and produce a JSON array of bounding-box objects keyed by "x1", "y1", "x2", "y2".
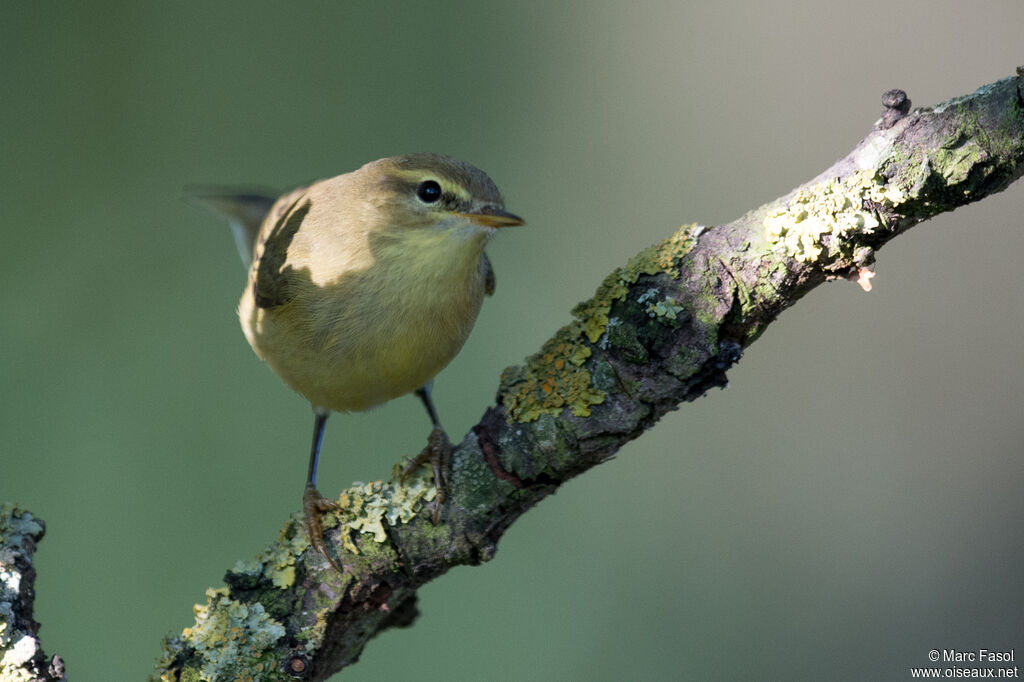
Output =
[{"x1": 192, "y1": 154, "x2": 523, "y2": 571}]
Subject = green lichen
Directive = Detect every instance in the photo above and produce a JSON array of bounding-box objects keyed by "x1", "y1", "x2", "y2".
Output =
[
  {"x1": 332, "y1": 467, "x2": 437, "y2": 555},
  {"x1": 174, "y1": 587, "x2": 287, "y2": 682},
  {"x1": 665, "y1": 345, "x2": 705, "y2": 378},
  {"x1": 230, "y1": 516, "x2": 311, "y2": 591},
  {"x1": 928, "y1": 95, "x2": 1023, "y2": 197},
  {"x1": 154, "y1": 470, "x2": 438, "y2": 679},
  {"x1": 993, "y1": 94, "x2": 1024, "y2": 155},
  {"x1": 930, "y1": 103, "x2": 990, "y2": 188},
  {"x1": 501, "y1": 224, "x2": 703, "y2": 422},
  {"x1": 639, "y1": 289, "x2": 685, "y2": 324},
  {"x1": 763, "y1": 170, "x2": 905, "y2": 262},
  {"x1": 573, "y1": 224, "x2": 704, "y2": 343},
  {"x1": 884, "y1": 88, "x2": 1023, "y2": 216},
  {"x1": 604, "y1": 317, "x2": 648, "y2": 364},
  {"x1": 933, "y1": 140, "x2": 986, "y2": 186}
]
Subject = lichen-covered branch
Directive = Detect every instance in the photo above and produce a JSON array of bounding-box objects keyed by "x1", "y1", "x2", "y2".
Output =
[
  {"x1": 0, "y1": 505, "x2": 66, "y2": 682},
  {"x1": 150, "y1": 72, "x2": 1024, "y2": 681}
]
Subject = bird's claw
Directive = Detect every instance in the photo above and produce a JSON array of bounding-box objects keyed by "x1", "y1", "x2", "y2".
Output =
[
  {"x1": 303, "y1": 483, "x2": 344, "y2": 573},
  {"x1": 400, "y1": 425, "x2": 451, "y2": 523}
]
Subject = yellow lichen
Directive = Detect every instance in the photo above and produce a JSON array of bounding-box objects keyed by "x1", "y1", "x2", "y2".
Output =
[
  {"x1": 573, "y1": 224, "x2": 703, "y2": 343},
  {"x1": 228, "y1": 515, "x2": 310, "y2": 591},
  {"x1": 764, "y1": 170, "x2": 905, "y2": 262},
  {"x1": 500, "y1": 331, "x2": 604, "y2": 422},
  {"x1": 501, "y1": 224, "x2": 703, "y2": 422},
  {"x1": 333, "y1": 470, "x2": 437, "y2": 554}
]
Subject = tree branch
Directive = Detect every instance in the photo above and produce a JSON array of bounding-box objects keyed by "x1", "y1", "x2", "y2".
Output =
[
  {"x1": 34, "y1": 72, "x2": 1021, "y2": 681},
  {"x1": 0, "y1": 505, "x2": 66, "y2": 682}
]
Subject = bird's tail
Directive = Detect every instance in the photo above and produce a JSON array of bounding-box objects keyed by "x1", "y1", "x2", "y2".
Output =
[{"x1": 185, "y1": 187, "x2": 277, "y2": 269}]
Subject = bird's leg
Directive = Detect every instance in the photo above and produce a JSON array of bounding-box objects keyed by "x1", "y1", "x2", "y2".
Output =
[
  {"x1": 303, "y1": 408, "x2": 344, "y2": 573},
  {"x1": 401, "y1": 385, "x2": 451, "y2": 523}
]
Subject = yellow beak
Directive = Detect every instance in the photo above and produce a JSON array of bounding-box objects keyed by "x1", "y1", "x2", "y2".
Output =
[{"x1": 458, "y1": 206, "x2": 525, "y2": 228}]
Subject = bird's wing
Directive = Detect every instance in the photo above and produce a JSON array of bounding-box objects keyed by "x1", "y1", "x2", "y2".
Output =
[{"x1": 253, "y1": 194, "x2": 312, "y2": 309}]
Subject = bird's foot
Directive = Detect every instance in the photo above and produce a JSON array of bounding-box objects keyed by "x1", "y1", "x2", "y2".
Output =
[
  {"x1": 400, "y1": 425, "x2": 451, "y2": 524},
  {"x1": 302, "y1": 482, "x2": 344, "y2": 573}
]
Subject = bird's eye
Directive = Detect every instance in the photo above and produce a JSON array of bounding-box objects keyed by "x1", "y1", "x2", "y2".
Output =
[{"x1": 416, "y1": 180, "x2": 442, "y2": 204}]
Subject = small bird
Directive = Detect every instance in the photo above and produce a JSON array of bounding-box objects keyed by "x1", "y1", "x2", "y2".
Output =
[{"x1": 192, "y1": 154, "x2": 523, "y2": 571}]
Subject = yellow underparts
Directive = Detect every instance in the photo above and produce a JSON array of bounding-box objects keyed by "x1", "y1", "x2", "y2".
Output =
[{"x1": 241, "y1": 223, "x2": 491, "y2": 413}]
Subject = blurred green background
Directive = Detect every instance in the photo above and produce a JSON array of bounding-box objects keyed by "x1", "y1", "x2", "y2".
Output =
[{"x1": 3, "y1": 2, "x2": 1022, "y2": 680}]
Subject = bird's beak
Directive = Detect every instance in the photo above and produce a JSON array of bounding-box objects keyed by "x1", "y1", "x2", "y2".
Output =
[{"x1": 458, "y1": 205, "x2": 525, "y2": 228}]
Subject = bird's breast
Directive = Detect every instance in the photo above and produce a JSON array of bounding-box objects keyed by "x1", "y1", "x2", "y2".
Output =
[{"x1": 239, "y1": 223, "x2": 491, "y2": 413}]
